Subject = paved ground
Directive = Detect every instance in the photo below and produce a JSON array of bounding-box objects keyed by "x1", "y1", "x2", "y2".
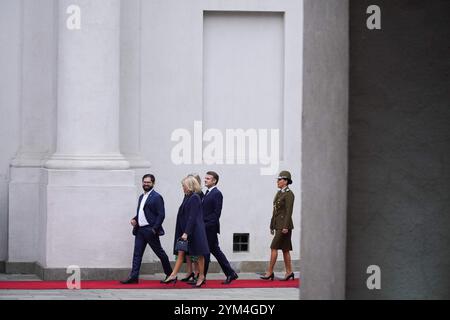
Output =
[{"x1": 0, "y1": 272, "x2": 300, "y2": 300}]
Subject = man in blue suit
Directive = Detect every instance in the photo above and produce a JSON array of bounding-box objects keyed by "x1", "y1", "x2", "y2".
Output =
[
  {"x1": 121, "y1": 174, "x2": 173, "y2": 284},
  {"x1": 202, "y1": 171, "x2": 238, "y2": 285}
]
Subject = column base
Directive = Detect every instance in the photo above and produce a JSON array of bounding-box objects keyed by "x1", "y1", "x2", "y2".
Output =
[
  {"x1": 41, "y1": 169, "x2": 137, "y2": 269},
  {"x1": 8, "y1": 167, "x2": 42, "y2": 263}
]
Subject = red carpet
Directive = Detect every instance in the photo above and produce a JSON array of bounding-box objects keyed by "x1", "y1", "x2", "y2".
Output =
[{"x1": 0, "y1": 279, "x2": 299, "y2": 290}]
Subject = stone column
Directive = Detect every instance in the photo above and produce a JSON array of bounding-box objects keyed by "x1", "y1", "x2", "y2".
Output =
[
  {"x1": 45, "y1": 0, "x2": 129, "y2": 170},
  {"x1": 38, "y1": 0, "x2": 136, "y2": 278},
  {"x1": 120, "y1": 0, "x2": 151, "y2": 170},
  {"x1": 7, "y1": 0, "x2": 57, "y2": 272},
  {"x1": 300, "y1": 0, "x2": 349, "y2": 300}
]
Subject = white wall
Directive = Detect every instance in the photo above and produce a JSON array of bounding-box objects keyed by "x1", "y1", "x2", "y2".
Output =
[
  {"x1": 0, "y1": 0, "x2": 22, "y2": 263},
  {"x1": 7, "y1": 0, "x2": 57, "y2": 265},
  {"x1": 139, "y1": 0, "x2": 302, "y2": 262},
  {"x1": 1, "y1": 0, "x2": 303, "y2": 270}
]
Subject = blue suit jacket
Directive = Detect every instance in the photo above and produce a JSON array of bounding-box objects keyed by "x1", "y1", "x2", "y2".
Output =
[
  {"x1": 133, "y1": 190, "x2": 166, "y2": 236},
  {"x1": 202, "y1": 187, "x2": 223, "y2": 234}
]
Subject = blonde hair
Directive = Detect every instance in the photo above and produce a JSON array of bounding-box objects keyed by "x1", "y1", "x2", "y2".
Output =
[
  {"x1": 187, "y1": 173, "x2": 202, "y2": 185},
  {"x1": 182, "y1": 175, "x2": 202, "y2": 194}
]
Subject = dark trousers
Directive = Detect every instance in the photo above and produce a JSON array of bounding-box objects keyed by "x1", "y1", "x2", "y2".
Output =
[
  {"x1": 204, "y1": 227, "x2": 235, "y2": 277},
  {"x1": 130, "y1": 226, "x2": 172, "y2": 279}
]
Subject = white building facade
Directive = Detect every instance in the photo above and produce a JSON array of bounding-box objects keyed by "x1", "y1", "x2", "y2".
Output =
[
  {"x1": 1, "y1": 0, "x2": 303, "y2": 278},
  {"x1": 1, "y1": 0, "x2": 349, "y2": 299}
]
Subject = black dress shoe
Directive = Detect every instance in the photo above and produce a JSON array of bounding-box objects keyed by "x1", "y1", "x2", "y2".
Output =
[
  {"x1": 120, "y1": 277, "x2": 139, "y2": 284},
  {"x1": 222, "y1": 273, "x2": 238, "y2": 285}
]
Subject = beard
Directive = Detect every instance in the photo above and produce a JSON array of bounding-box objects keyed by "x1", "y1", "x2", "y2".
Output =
[{"x1": 143, "y1": 185, "x2": 152, "y2": 192}]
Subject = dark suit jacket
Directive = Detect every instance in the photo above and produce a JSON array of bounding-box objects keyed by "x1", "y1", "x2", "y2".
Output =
[
  {"x1": 202, "y1": 187, "x2": 223, "y2": 234},
  {"x1": 173, "y1": 193, "x2": 209, "y2": 256},
  {"x1": 133, "y1": 190, "x2": 166, "y2": 236}
]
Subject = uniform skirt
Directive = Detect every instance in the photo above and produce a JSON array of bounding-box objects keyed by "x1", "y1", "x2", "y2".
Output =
[{"x1": 270, "y1": 230, "x2": 292, "y2": 251}]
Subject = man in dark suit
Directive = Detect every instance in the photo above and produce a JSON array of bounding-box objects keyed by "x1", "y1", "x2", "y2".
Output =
[
  {"x1": 121, "y1": 174, "x2": 173, "y2": 284},
  {"x1": 202, "y1": 171, "x2": 238, "y2": 285}
]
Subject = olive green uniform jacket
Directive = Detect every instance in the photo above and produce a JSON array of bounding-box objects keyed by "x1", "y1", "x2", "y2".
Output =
[{"x1": 270, "y1": 188, "x2": 295, "y2": 231}]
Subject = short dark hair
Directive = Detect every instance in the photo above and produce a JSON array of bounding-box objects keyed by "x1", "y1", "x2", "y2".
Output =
[
  {"x1": 142, "y1": 174, "x2": 155, "y2": 183},
  {"x1": 206, "y1": 171, "x2": 219, "y2": 185}
]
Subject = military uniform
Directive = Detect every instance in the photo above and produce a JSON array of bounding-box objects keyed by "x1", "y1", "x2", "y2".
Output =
[{"x1": 270, "y1": 174, "x2": 295, "y2": 251}]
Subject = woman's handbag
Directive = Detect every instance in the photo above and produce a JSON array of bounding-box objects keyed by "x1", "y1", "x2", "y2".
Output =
[{"x1": 175, "y1": 238, "x2": 188, "y2": 252}]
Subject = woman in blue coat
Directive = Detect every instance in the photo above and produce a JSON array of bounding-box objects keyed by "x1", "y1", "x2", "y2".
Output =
[{"x1": 162, "y1": 175, "x2": 209, "y2": 287}]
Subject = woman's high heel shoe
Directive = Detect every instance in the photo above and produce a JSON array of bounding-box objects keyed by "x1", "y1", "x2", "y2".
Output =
[
  {"x1": 280, "y1": 272, "x2": 295, "y2": 281},
  {"x1": 187, "y1": 273, "x2": 200, "y2": 285},
  {"x1": 260, "y1": 272, "x2": 275, "y2": 281},
  {"x1": 161, "y1": 276, "x2": 177, "y2": 285},
  {"x1": 181, "y1": 272, "x2": 195, "y2": 282},
  {"x1": 193, "y1": 278, "x2": 206, "y2": 288}
]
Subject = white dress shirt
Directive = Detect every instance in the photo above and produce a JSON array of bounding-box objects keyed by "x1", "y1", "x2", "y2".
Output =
[{"x1": 138, "y1": 189, "x2": 153, "y2": 227}]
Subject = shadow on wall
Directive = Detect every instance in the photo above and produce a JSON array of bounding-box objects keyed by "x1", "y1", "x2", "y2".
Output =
[{"x1": 347, "y1": 0, "x2": 450, "y2": 299}]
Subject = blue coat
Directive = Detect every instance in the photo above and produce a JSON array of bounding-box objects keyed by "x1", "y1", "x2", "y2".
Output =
[
  {"x1": 202, "y1": 187, "x2": 223, "y2": 234},
  {"x1": 174, "y1": 193, "x2": 209, "y2": 256},
  {"x1": 133, "y1": 190, "x2": 166, "y2": 236}
]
